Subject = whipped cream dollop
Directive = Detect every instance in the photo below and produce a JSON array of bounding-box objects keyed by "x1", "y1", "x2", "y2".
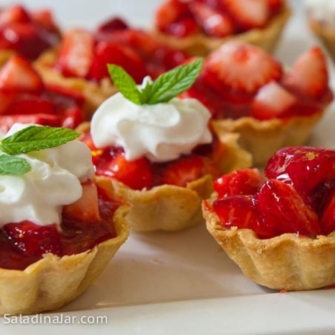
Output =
[
  {"x1": 0, "y1": 123, "x2": 94, "y2": 228},
  {"x1": 91, "y1": 91, "x2": 212, "y2": 162},
  {"x1": 305, "y1": 0, "x2": 335, "y2": 28}
]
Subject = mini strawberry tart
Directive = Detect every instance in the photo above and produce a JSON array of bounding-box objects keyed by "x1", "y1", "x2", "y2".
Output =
[
  {"x1": 0, "y1": 123, "x2": 129, "y2": 315},
  {"x1": 305, "y1": 0, "x2": 335, "y2": 60},
  {"x1": 78, "y1": 60, "x2": 251, "y2": 232},
  {"x1": 0, "y1": 5, "x2": 60, "y2": 60},
  {"x1": 182, "y1": 41, "x2": 334, "y2": 165},
  {"x1": 203, "y1": 146, "x2": 335, "y2": 291},
  {"x1": 35, "y1": 17, "x2": 189, "y2": 119},
  {"x1": 153, "y1": 0, "x2": 291, "y2": 56},
  {"x1": 0, "y1": 54, "x2": 90, "y2": 132}
]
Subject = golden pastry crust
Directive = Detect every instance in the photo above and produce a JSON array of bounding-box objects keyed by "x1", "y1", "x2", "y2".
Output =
[
  {"x1": 34, "y1": 49, "x2": 117, "y2": 120},
  {"x1": 152, "y1": 5, "x2": 291, "y2": 56},
  {"x1": 0, "y1": 178, "x2": 129, "y2": 316},
  {"x1": 308, "y1": 19, "x2": 335, "y2": 61},
  {"x1": 204, "y1": 203, "x2": 335, "y2": 291},
  {"x1": 211, "y1": 111, "x2": 325, "y2": 166},
  {"x1": 77, "y1": 122, "x2": 251, "y2": 232}
]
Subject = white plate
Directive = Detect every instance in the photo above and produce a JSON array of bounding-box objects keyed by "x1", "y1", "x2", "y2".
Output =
[{"x1": 1, "y1": 0, "x2": 335, "y2": 334}]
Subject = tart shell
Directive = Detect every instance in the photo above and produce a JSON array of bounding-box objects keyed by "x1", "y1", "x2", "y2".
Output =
[
  {"x1": 203, "y1": 203, "x2": 335, "y2": 291},
  {"x1": 152, "y1": 5, "x2": 291, "y2": 56},
  {"x1": 211, "y1": 111, "x2": 325, "y2": 166},
  {"x1": 0, "y1": 178, "x2": 129, "y2": 315},
  {"x1": 77, "y1": 122, "x2": 251, "y2": 232}
]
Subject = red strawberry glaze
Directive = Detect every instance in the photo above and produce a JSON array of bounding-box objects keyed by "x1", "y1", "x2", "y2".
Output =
[
  {"x1": 210, "y1": 147, "x2": 335, "y2": 239},
  {"x1": 0, "y1": 189, "x2": 117, "y2": 271},
  {"x1": 182, "y1": 44, "x2": 333, "y2": 120},
  {"x1": 82, "y1": 133, "x2": 220, "y2": 190},
  {"x1": 155, "y1": 0, "x2": 285, "y2": 38}
]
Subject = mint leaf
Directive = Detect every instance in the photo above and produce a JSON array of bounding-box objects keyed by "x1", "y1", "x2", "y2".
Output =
[
  {"x1": 108, "y1": 64, "x2": 142, "y2": 105},
  {"x1": 146, "y1": 58, "x2": 203, "y2": 104},
  {"x1": 0, "y1": 126, "x2": 80, "y2": 155},
  {"x1": 0, "y1": 155, "x2": 31, "y2": 175}
]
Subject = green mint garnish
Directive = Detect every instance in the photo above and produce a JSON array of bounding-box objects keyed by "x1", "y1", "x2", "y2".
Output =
[
  {"x1": 0, "y1": 155, "x2": 31, "y2": 176},
  {"x1": 0, "y1": 126, "x2": 80, "y2": 155},
  {"x1": 0, "y1": 125, "x2": 80, "y2": 176},
  {"x1": 107, "y1": 58, "x2": 203, "y2": 105}
]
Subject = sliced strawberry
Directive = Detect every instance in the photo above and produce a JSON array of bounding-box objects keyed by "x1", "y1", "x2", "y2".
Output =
[
  {"x1": 265, "y1": 146, "x2": 335, "y2": 210},
  {"x1": 0, "y1": 91, "x2": 17, "y2": 114},
  {"x1": 213, "y1": 195, "x2": 275, "y2": 238},
  {"x1": 97, "y1": 17, "x2": 128, "y2": 33},
  {"x1": 214, "y1": 169, "x2": 265, "y2": 198},
  {"x1": 320, "y1": 185, "x2": 335, "y2": 235},
  {"x1": 30, "y1": 9, "x2": 59, "y2": 34},
  {"x1": 81, "y1": 133, "x2": 103, "y2": 165},
  {"x1": 45, "y1": 83, "x2": 85, "y2": 106},
  {"x1": 203, "y1": 42, "x2": 282, "y2": 97},
  {"x1": 283, "y1": 47, "x2": 329, "y2": 99},
  {"x1": 3, "y1": 221, "x2": 61, "y2": 257},
  {"x1": 0, "y1": 55, "x2": 44, "y2": 94},
  {"x1": 55, "y1": 29, "x2": 94, "y2": 78},
  {"x1": 61, "y1": 106, "x2": 85, "y2": 129},
  {"x1": 166, "y1": 17, "x2": 201, "y2": 37},
  {"x1": 154, "y1": 0, "x2": 191, "y2": 33},
  {"x1": 251, "y1": 81, "x2": 297, "y2": 120},
  {"x1": 190, "y1": 2, "x2": 234, "y2": 37},
  {"x1": 96, "y1": 151, "x2": 154, "y2": 190},
  {"x1": 160, "y1": 155, "x2": 204, "y2": 187},
  {"x1": 219, "y1": 0, "x2": 270, "y2": 30},
  {"x1": 0, "y1": 113, "x2": 60, "y2": 133},
  {"x1": 63, "y1": 181, "x2": 101, "y2": 222},
  {"x1": 256, "y1": 179, "x2": 320, "y2": 237},
  {"x1": 6, "y1": 96, "x2": 56, "y2": 115},
  {"x1": 0, "y1": 5, "x2": 30, "y2": 27},
  {"x1": 266, "y1": 0, "x2": 284, "y2": 12},
  {"x1": 89, "y1": 41, "x2": 147, "y2": 83}
]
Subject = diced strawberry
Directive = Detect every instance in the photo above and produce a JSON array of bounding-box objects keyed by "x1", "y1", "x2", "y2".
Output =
[
  {"x1": 0, "y1": 55, "x2": 44, "y2": 94},
  {"x1": 283, "y1": 47, "x2": 329, "y2": 99},
  {"x1": 3, "y1": 221, "x2": 61, "y2": 257},
  {"x1": 320, "y1": 185, "x2": 335, "y2": 235},
  {"x1": 251, "y1": 81, "x2": 297, "y2": 120},
  {"x1": 6, "y1": 96, "x2": 56, "y2": 115},
  {"x1": 0, "y1": 113, "x2": 60, "y2": 133},
  {"x1": 166, "y1": 17, "x2": 201, "y2": 37},
  {"x1": 154, "y1": 0, "x2": 191, "y2": 33},
  {"x1": 97, "y1": 17, "x2": 128, "y2": 33},
  {"x1": 265, "y1": 146, "x2": 335, "y2": 210},
  {"x1": 256, "y1": 179, "x2": 320, "y2": 237},
  {"x1": 160, "y1": 155, "x2": 204, "y2": 187},
  {"x1": 219, "y1": 0, "x2": 270, "y2": 30},
  {"x1": 214, "y1": 169, "x2": 265, "y2": 198},
  {"x1": 190, "y1": 2, "x2": 235, "y2": 37},
  {"x1": 203, "y1": 42, "x2": 282, "y2": 97},
  {"x1": 213, "y1": 195, "x2": 275, "y2": 238},
  {"x1": 61, "y1": 106, "x2": 85, "y2": 129},
  {"x1": 0, "y1": 91, "x2": 17, "y2": 114},
  {"x1": 0, "y1": 5, "x2": 30, "y2": 27},
  {"x1": 96, "y1": 151, "x2": 154, "y2": 190},
  {"x1": 63, "y1": 181, "x2": 101, "y2": 222},
  {"x1": 81, "y1": 133, "x2": 103, "y2": 165},
  {"x1": 30, "y1": 9, "x2": 59, "y2": 34},
  {"x1": 89, "y1": 41, "x2": 147, "y2": 83},
  {"x1": 55, "y1": 29, "x2": 94, "y2": 78}
]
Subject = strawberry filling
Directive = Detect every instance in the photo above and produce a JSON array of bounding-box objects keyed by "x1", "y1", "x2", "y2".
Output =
[
  {"x1": 82, "y1": 133, "x2": 221, "y2": 190},
  {"x1": 53, "y1": 19, "x2": 189, "y2": 83},
  {"x1": 0, "y1": 55, "x2": 85, "y2": 132},
  {"x1": 155, "y1": 0, "x2": 285, "y2": 38},
  {"x1": 0, "y1": 5, "x2": 60, "y2": 60},
  {"x1": 181, "y1": 44, "x2": 333, "y2": 120},
  {"x1": 209, "y1": 146, "x2": 335, "y2": 239},
  {"x1": 0, "y1": 182, "x2": 118, "y2": 271}
]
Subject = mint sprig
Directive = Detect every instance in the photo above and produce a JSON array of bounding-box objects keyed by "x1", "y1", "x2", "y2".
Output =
[
  {"x1": 0, "y1": 155, "x2": 31, "y2": 175},
  {"x1": 107, "y1": 58, "x2": 203, "y2": 105},
  {"x1": 0, "y1": 126, "x2": 80, "y2": 176},
  {"x1": 0, "y1": 126, "x2": 80, "y2": 155}
]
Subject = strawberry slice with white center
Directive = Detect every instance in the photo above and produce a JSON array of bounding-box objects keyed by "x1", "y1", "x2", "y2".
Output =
[
  {"x1": 190, "y1": 2, "x2": 234, "y2": 38},
  {"x1": 251, "y1": 81, "x2": 297, "y2": 120},
  {"x1": 204, "y1": 41, "x2": 282, "y2": 96},
  {"x1": 283, "y1": 46, "x2": 329, "y2": 99},
  {"x1": 0, "y1": 55, "x2": 44, "y2": 94},
  {"x1": 56, "y1": 28, "x2": 94, "y2": 78},
  {"x1": 219, "y1": 0, "x2": 270, "y2": 30}
]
